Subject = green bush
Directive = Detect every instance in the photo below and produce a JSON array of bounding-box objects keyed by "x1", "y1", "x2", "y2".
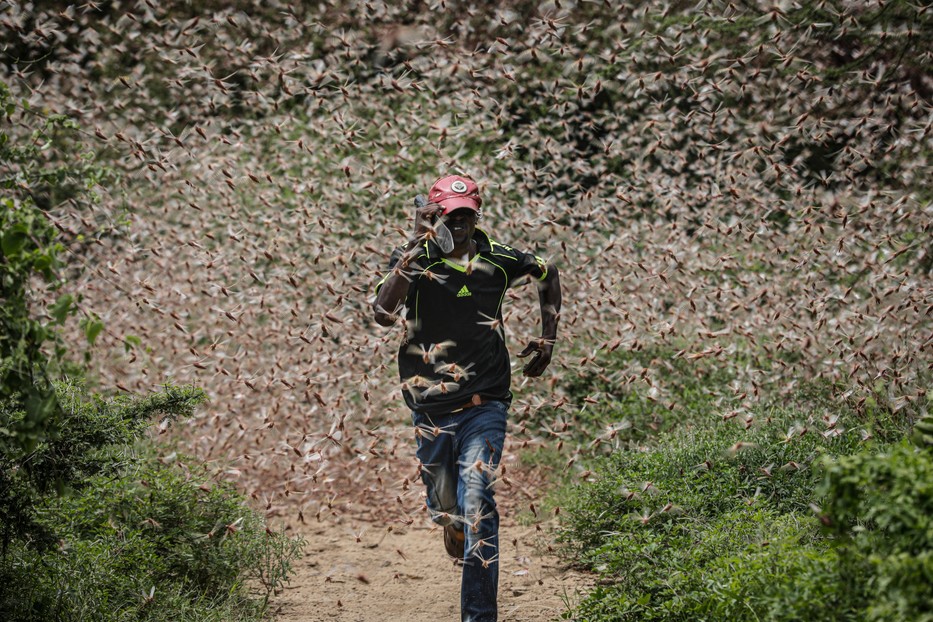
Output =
[
  {"x1": 0, "y1": 382, "x2": 304, "y2": 621},
  {"x1": 1, "y1": 79, "x2": 113, "y2": 454},
  {"x1": 563, "y1": 405, "x2": 869, "y2": 551},
  {"x1": 0, "y1": 381, "x2": 206, "y2": 555},
  {"x1": 571, "y1": 509, "x2": 855, "y2": 622},
  {"x1": 819, "y1": 443, "x2": 933, "y2": 622},
  {"x1": 558, "y1": 398, "x2": 916, "y2": 621}
]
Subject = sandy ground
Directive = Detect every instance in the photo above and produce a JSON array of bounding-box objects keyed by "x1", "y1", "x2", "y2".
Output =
[{"x1": 270, "y1": 517, "x2": 592, "y2": 622}]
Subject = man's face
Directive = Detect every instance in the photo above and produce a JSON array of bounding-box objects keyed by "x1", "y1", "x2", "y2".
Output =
[{"x1": 443, "y1": 208, "x2": 478, "y2": 246}]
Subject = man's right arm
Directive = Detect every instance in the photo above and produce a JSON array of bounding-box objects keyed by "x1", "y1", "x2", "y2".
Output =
[
  {"x1": 373, "y1": 245, "x2": 417, "y2": 326},
  {"x1": 373, "y1": 201, "x2": 443, "y2": 326}
]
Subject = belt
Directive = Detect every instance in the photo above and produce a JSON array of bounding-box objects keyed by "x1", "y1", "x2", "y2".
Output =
[{"x1": 452, "y1": 394, "x2": 486, "y2": 412}]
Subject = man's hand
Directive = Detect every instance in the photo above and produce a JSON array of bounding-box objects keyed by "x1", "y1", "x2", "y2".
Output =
[
  {"x1": 518, "y1": 338, "x2": 554, "y2": 377},
  {"x1": 410, "y1": 202, "x2": 444, "y2": 249},
  {"x1": 395, "y1": 202, "x2": 443, "y2": 268}
]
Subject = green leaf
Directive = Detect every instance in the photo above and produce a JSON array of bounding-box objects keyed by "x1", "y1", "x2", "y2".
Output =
[
  {"x1": 124, "y1": 334, "x2": 142, "y2": 352},
  {"x1": 33, "y1": 253, "x2": 53, "y2": 272},
  {"x1": 49, "y1": 294, "x2": 73, "y2": 324},
  {"x1": 2, "y1": 226, "x2": 29, "y2": 256},
  {"x1": 83, "y1": 318, "x2": 104, "y2": 345}
]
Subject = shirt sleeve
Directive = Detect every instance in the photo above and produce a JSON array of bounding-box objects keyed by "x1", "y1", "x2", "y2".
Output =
[{"x1": 490, "y1": 242, "x2": 548, "y2": 285}]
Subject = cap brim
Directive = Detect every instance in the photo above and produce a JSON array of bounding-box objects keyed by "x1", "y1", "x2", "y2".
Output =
[{"x1": 438, "y1": 198, "x2": 480, "y2": 214}]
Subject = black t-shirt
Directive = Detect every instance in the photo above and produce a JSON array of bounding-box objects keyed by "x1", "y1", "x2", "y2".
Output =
[{"x1": 376, "y1": 229, "x2": 548, "y2": 416}]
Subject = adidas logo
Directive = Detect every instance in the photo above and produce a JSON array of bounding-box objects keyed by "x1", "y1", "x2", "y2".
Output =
[{"x1": 456, "y1": 285, "x2": 472, "y2": 297}]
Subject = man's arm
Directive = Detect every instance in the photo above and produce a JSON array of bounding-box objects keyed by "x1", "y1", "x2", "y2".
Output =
[
  {"x1": 517, "y1": 264, "x2": 561, "y2": 377},
  {"x1": 372, "y1": 257, "x2": 413, "y2": 326},
  {"x1": 372, "y1": 202, "x2": 442, "y2": 326}
]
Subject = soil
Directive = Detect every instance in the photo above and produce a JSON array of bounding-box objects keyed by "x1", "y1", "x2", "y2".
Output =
[{"x1": 270, "y1": 517, "x2": 592, "y2": 622}]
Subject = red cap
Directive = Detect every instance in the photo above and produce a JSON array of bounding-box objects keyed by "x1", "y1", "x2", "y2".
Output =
[{"x1": 428, "y1": 175, "x2": 482, "y2": 214}]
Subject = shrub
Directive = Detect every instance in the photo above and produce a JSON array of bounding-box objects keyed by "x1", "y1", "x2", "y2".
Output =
[
  {"x1": 569, "y1": 509, "x2": 856, "y2": 622},
  {"x1": 0, "y1": 381, "x2": 206, "y2": 556},
  {"x1": 563, "y1": 404, "x2": 870, "y2": 549},
  {"x1": 0, "y1": 382, "x2": 304, "y2": 621},
  {"x1": 558, "y1": 398, "x2": 909, "y2": 621},
  {"x1": 819, "y1": 443, "x2": 933, "y2": 622},
  {"x1": 0, "y1": 79, "x2": 113, "y2": 454}
]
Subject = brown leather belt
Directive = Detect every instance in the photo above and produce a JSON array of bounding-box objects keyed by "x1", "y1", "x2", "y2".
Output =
[{"x1": 452, "y1": 394, "x2": 486, "y2": 412}]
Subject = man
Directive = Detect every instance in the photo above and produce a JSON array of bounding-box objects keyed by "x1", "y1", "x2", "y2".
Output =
[{"x1": 373, "y1": 174, "x2": 561, "y2": 622}]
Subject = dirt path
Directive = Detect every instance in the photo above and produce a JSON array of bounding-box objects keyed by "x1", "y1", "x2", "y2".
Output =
[{"x1": 271, "y1": 516, "x2": 592, "y2": 622}]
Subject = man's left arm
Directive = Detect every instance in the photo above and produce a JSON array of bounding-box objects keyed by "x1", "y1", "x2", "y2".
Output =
[{"x1": 517, "y1": 264, "x2": 561, "y2": 377}]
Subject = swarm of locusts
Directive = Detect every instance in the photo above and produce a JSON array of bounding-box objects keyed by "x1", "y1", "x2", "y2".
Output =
[{"x1": 2, "y1": 0, "x2": 930, "y2": 530}]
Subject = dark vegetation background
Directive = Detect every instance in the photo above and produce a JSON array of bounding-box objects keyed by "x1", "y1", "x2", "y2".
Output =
[{"x1": 2, "y1": 0, "x2": 931, "y2": 620}]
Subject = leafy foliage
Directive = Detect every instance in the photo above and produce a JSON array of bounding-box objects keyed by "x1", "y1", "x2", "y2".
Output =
[
  {"x1": 0, "y1": 382, "x2": 303, "y2": 622},
  {"x1": 558, "y1": 389, "x2": 929, "y2": 621},
  {"x1": 571, "y1": 509, "x2": 849, "y2": 622},
  {"x1": 0, "y1": 381, "x2": 205, "y2": 552},
  {"x1": 0, "y1": 193, "x2": 61, "y2": 451},
  {"x1": 0, "y1": 79, "x2": 112, "y2": 452},
  {"x1": 819, "y1": 443, "x2": 933, "y2": 622}
]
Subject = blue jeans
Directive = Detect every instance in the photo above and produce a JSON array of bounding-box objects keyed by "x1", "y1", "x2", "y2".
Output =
[{"x1": 412, "y1": 401, "x2": 508, "y2": 622}]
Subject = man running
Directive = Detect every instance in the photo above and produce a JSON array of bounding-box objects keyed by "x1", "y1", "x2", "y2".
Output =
[{"x1": 373, "y1": 174, "x2": 561, "y2": 622}]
